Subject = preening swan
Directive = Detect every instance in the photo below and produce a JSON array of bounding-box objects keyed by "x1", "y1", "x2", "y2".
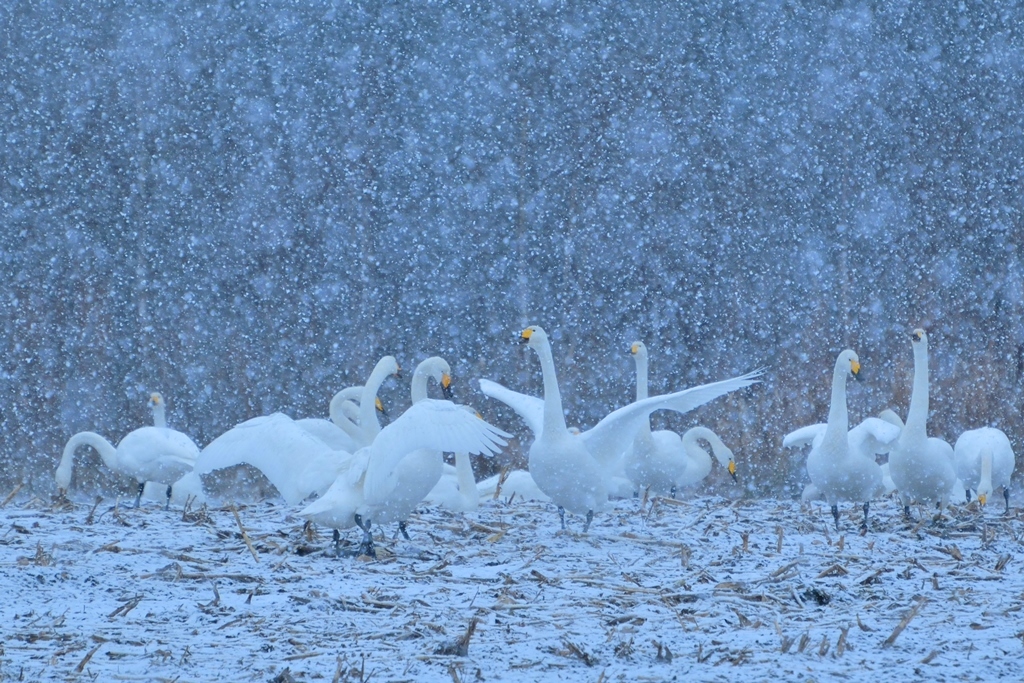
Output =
[
  {"x1": 887, "y1": 329, "x2": 957, "y2": 516},
  {"x1": 56, "y1": 392, "x2": 200, "y2": 508},
  {"x1": 954, "y1": 427, "x2": 1014, "y2": 510},
  {"x1": 174, "y1": 358, "x2": 399, "y2": 505},
  {"x1": 295, "y1": 386, "x2": 369, "y2": 453},
  {"x1": 476, "y1": 468, "x2": 552, "y2": 503},
  {"x1": 299, "y1": 394, "x2": 509, "y2": 557},
  {"x1": 790, "y1": 350, "x2": 885, "y2": 529},
  {"x1": 482, "y1": 325, "x2": 760, "y2": 531},
  {"x1": 621, "y1": 342, "x2": 737, "y2": 496}
]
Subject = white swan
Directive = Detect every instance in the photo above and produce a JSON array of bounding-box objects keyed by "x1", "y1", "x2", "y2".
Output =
[
  {"x1": 299, "y1": 393, "x2": 509, "y2": 557},
  {"x1": 791, "y1": 350, "x2": 887, "y2": 529},
  {"x1": 482, "y1": 325, "x2": 760, "y2": 531},
  {"x1": 476, "y1": 468, "x2": 552, "y2": 503},
  {"x1": 295, "y1": 386, "x2": 368, "y2": 453},
  {"x1": 174, "y1": 358, "x2": 400, "y2": 505},
  {"x1": 621, "y1": 341, "x2": 737, "y2": 496},
  {"x1": 424, "y1": 452, "x2": 481, "y2": 511},
  {"x1": 56, "y1": 392, "x2": 200, "y2": 508},
  {"x1": 887, "y1": 329, "x2": 957, "y2": 516},
  {"x1": 954, "y1": 427, "x2": 1015, "y2": 510}
]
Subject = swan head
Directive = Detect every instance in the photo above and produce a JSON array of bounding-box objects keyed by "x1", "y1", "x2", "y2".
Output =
[
  {"x1": 375, "y1": 396, "x2": 387, "y2": 418},
  {"x1": 55, "y1": 460, "x2": 72, "y2": 491},
  {"x1": 727, "y1": 458, "x2": 737, "y2": 481},
  {"x1": 520, "y1": 325, "x2": 548, "y2": 348},
  {"x1": 148, "y1": 392, "x2": 164, "y2": 408},
  {"x1": 415, "y1": 357, "x2": 453, "y2": 400},
  {"x1": 837, "y1": 349, "x2": 861, "y2": 380},
  {"x1": 911, "y1": 328, "x2": 927, "y2": 345}
]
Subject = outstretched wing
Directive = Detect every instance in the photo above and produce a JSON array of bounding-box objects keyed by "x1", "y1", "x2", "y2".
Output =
[
  {"x1": 848, "y1": 417, "x2": 901, "y2": 457},
  {"x1": 782, "y1": 423, "x2": 826, "y2": 450},
  {"x1": 478, "y1": 379, "x2": 545, "y2": 437},
  {"x1": 581, "y1": 370, "x2": 762, "y2": 466},
  {"x1": 196, "y1": 413, "x2": 351, "y2": 504}
]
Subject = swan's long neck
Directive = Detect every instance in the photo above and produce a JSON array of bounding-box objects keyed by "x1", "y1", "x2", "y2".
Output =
[
  {"x1": 453, "y1": 452, "x2": 479, "y2": 510},
  {"x1": 905, "y1": 340, "x2": 929, "y2": 438},
  {"x1": 534, "y1": 338, "x2": 568, "y2": 434},
  {"x1": 151, "y1": 403, "x2": 167, "y2": 428},
  {"x1": 329, "y1": 389, "x2": 363, "y2": 442},
  {"x1": 823, "y1": 358, "x2": 850, "y2": 443},
  {"x1": 685, "y1": 427, "x2": 732, "y2": 467},
  {"x1": 359, "y1": 358, "x2": 395, "y2": 441},
  {"x1": 681, "y1": 427, "x2": 715, "y2": 480},
  {"x1": 632, "y1": 348, "x2": 653, "y2": 442},
  {"x1": 56, "y1": 432, "x2": 118, "y2": 490},
  {"x1": 411, "y1": 365, "x2": 431, "y2": 404},
  {"x1": 979, "y1": 450, "x2": 993, "y2": 493}
]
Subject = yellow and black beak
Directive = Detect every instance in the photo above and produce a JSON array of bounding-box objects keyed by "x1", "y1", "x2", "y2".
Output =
[
  {"x1": 978, "y1": 493, "x2": 988, "y2": 506},
  {"x1": 519, "y1": 327, "x2": 533, "y2": 344},
  {"x1": 728, "y1": 460, "x2": 737, "y2": 482},
  {"x1": 441, "y1": 372, "x2": 453, "y2": 400},
  {"x1": 851, "y1": 358, "x2": 861, "y2": 381},
  {"x1": 630, "y1": 343, "x2": 640, "y2": 355},
  {"x1": 375, "y1": 396, "x2": 387, "y2": 418}
]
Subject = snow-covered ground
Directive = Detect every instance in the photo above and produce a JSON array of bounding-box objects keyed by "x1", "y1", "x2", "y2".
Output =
[{"x1": 2, "y1": 491, "x2": 1022, "y2": 682}]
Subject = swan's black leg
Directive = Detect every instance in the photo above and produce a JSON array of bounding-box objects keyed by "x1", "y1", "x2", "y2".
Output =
[
  {"x1": 669, "y1": 485, "x2": 677, "y2": 499},
  {"x1": 332, "y1": 529, "x2": 341, "y2": 557},
  {"x1": 134, "y1": 482, "x2": 145, "y2": 509},
  {"x1": 557, "y1": 506, "x2": 566, "y2": 530},
  {"x1": 903, "y1": 504, "x2": 912, "y2": 519},
  {"x1": 861, "y1": 501, "x2": 870, "y2": 531},
  {"x1": 965, "y1": 488, "x2": 971, "y2": 504},
  {"x1": 831, "y1": 504, "x2": 840, "y2": 530},
  {"x1": 583, "y1": 510, "x2": 594, "y2": 533},
  {"x1": 1004, "y1": 486, "x2": 1011, "y2": 513},
  {"x1": 164, "y1": 484, "x2": 173, "y2": 511},
  {"x1": 398, "y1": 520, "x2": 411, "y2": 541},
  {"x1": 354, "y1": 514, "x2": 376, "y2": 559}
]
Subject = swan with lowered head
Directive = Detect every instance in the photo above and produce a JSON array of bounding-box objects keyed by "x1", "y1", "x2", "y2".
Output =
[
  {"x1": 299, "y1": 373, "x2": 509, "y2": 557},
  {"x1": 476, "y1": 468, "x2": 552, "y2": 503},
  {"x1": 887, "y1": 329, "x2": 957, "y2": 517},
  {"x1": 174, "y1": 358, "x2": 397, "y2": 505},
  {"x1": 56, "y1": 392, "x2": 199, "y2": 508},
  {"x1": 954, "y1": 427, "x2": 1014, "y2": 510},
  {"x1": 481, "y1": 325, "x2": 760, "y2": 532},
  {"x1": 621, "y1": 341, "x2": 738, "y2": 497}
]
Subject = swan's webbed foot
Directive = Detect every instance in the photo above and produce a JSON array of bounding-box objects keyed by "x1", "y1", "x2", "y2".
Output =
[
  {"x1": 354, "y1": 514, "x2": 376, "y2": 559},
  {"x1": 557, "y1": 506, "x2": 566, "y2": 530},
  {"x1": 134, "y1": 482, "x2": 145, "y2": 509},
  {"x1": 583, "y1": 510, "x2": 594, "y2": 533},
  {"x1": 831, "y1": 504, "x2": 840, "y2": 530},
  {"x1": 398, "y1": 520, "x2": 411, "y2": 541}
]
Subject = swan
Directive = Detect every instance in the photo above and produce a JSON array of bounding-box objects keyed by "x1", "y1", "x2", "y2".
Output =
[
  {"x1": 887, "y1": 329, "x2": 958, "y2": 517},
  {"x1": 481, "y1": 325, "x2": 760, "y2": 531},
  {"x1": 954, "y1": 427, "x2": 1015, "y2": 510},
  {"x1": 620, "y1": 341, "x2": 738, "y2": 496},
  {"x1": 789, "y1": 350, "x2": 888, "y2": 529},
  {"x1": 476, "y1": 468, "x2": 552, "y2": 503},
  {"x1": 378, "y1": 356, "x2": 458, "y2": 536},
  {"x1": 174, "y1": 358, "x2": 400, "y2": 505},
  {"x1": 294, "y1": 386, "x2": 368, "y2": 453},
  {"x1": 299, "y1": 393, "x2": 509, "y2": 557},
  {"x1": 56, "y1": 392, "x2": 200, "y2": 508},
  {"x1": 424, "y1": 452, "x2": 481, "y2": 511}
]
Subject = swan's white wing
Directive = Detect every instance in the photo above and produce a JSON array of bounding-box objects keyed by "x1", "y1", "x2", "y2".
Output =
[
  {"x1": 848, "y1": 417, "x2": 901, "y2": 456},
  {"x1": 478, "y1": 379, "x2": 545, "y2": 436},
  {"x1": 295, "y1": 417, "x2": 360, "y2": 453},
  {"x1": 877, "y1": 409, "x2": 904, "y2": 429},
  {"x1": 197, "y1": 413, "x2": 350, "y2": 504},
  {"x1": 782, "y1": 424, "x2": 826, "y2": 450},
  {"x1": 371, "y1": 399, "x2": 510, "y2": 460},
  {"x1": 580, "y1": 371, "x2": 762, "y2": 467},
  {"x1": 116, "y1": 427, "x2": 201, "y2": 482}
]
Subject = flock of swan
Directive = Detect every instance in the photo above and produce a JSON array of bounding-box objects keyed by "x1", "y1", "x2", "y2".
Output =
[{"x1": 55, "y1": 325, "x2": 1015, "y2": 556}]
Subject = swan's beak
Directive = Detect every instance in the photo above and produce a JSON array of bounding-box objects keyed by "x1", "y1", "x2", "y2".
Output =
[
  {"x1": 394, "y1": 364, "x2": 403, "y2": 379},
  {"x1": 850, "y1": 359, "x2": 861, "y2": 380},
  {"x1": 978, "y1": 493, "x2": 987, "y2": 506},
  {"x1": 441, "y1": 373, "x2": 454, "y2": 400},
  {"x1": 630, "y1": 342, "x2": 640, "y2": 355},
  {"x1": 728, "y1": 460, "x2": 737, "y2": 481},
  {"x1": 375, "y1": 397, "x2": 387, "y2": 417},
  {"x1": 149, "y1": 393, "x2": 162, "y2": 406}
]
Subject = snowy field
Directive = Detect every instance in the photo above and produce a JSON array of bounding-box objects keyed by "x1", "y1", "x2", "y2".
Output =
[{"x1": 2, "y1": 491, "x2": 1022, "y2": 682}]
